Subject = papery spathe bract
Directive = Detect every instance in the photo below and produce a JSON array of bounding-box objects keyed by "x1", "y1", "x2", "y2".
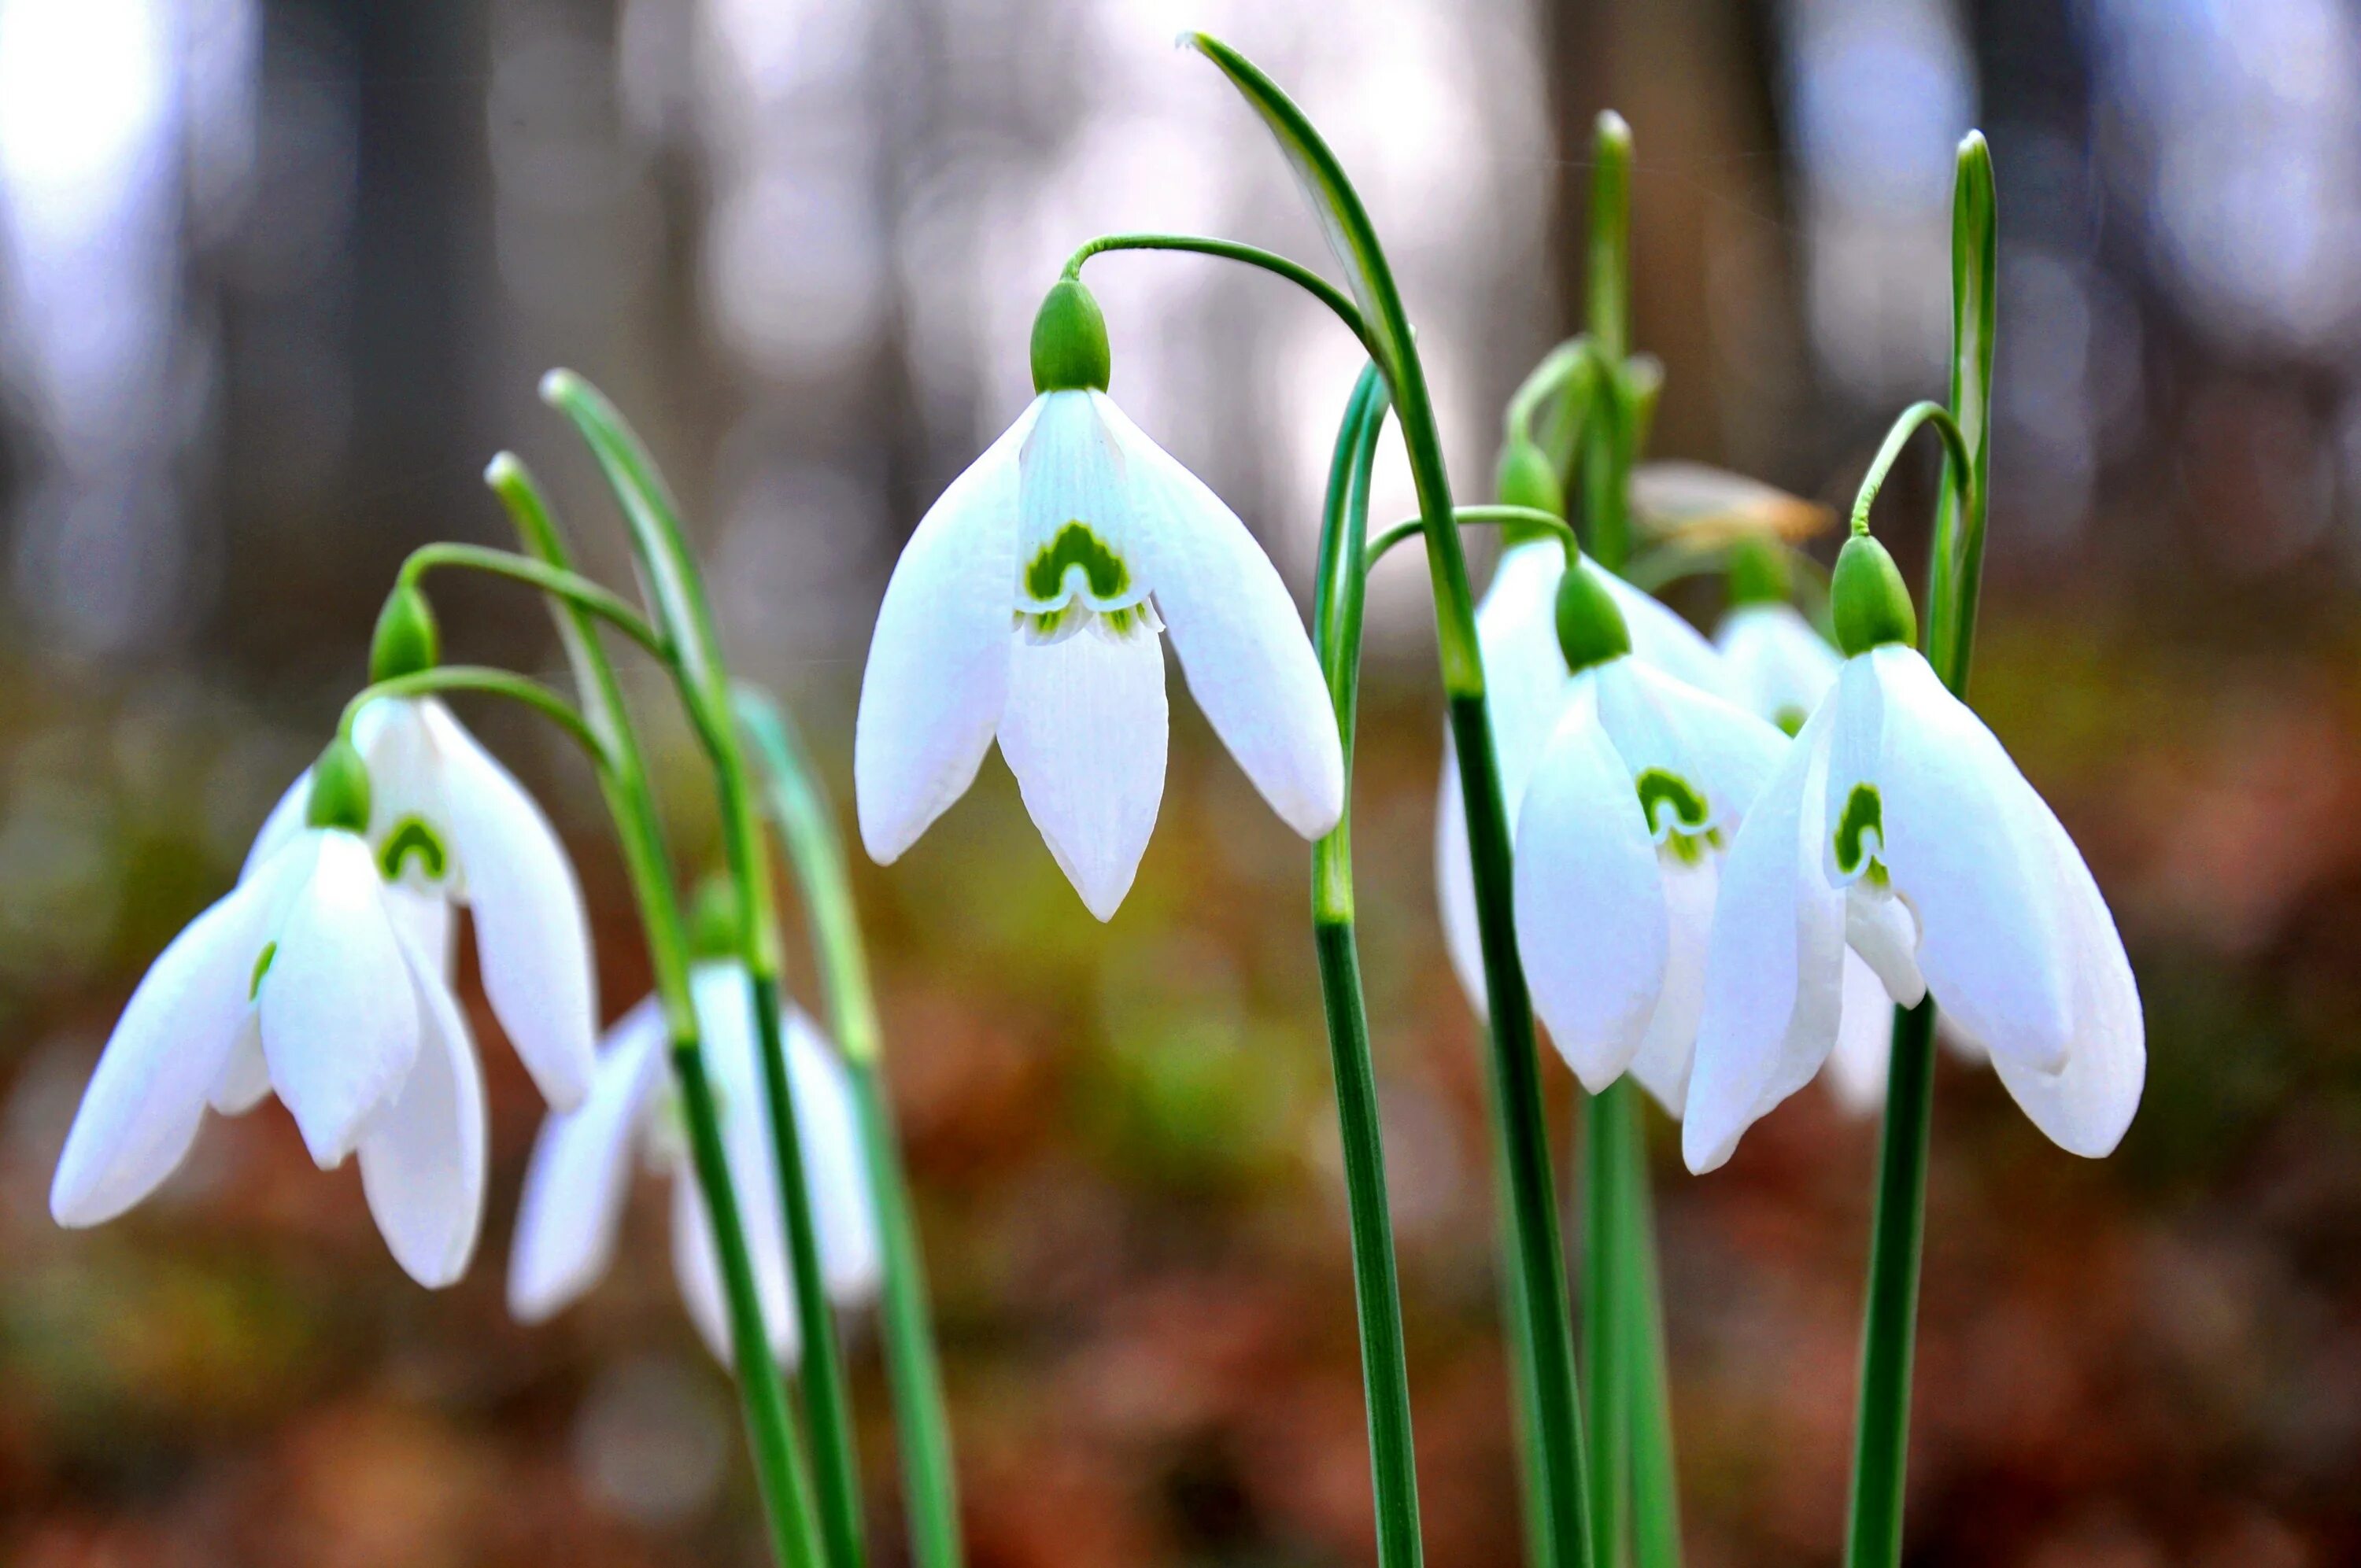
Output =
[
  {"x1": 1436, "y1": 542, "x2": 1731, "y2": 1015},
  {"x1": 247, "y1": 695, "x2": 597, "y2": 1109},
  {"x1": 854, "y1": 298, "x2": 1342, "y2": 920},
  {"x1": 50, "y1": 822, "x2": 487, "y2": 1289},
  {"x1": 1683, "y1": 641, "x2": 2144, "y2": 1171},
  {"x1": 507, "y1": 963, "x2": 881, "y2": 1367}
]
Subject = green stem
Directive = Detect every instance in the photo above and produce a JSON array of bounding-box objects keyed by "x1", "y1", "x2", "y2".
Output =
[
  {"x1": 1062, "y1": 234, "x2": 1373, "y2": 359},
  {"x1": 1310, "y1": 364, "x2": 1424, "y2": 1568},
  {"x1": 395, "y1": 540, "x2": 668, "y2": 656},
  {"x1": 737, "y1": 688, "x2": 966, "y2": 1568},
  {"x1": 1580, "y1": 1083, "x2": 1632, "y2": 1568},
  {"x1": 338, "y1": 665, "x2": 608, "y2": 768},
  {"x1": 538, "y1": 378, "x2": 866, "y2": 1568},
  {"x1": 1848, "y1": 403, "x2": 1973, "y2": 539},
  {"x1": 1363, "y1": 506, "x2": 1577, "y2": 570},
  {"x1": 482, "y1": 453, "x2": 822, "y2": 1568},
  {"x1": 1842, "y1": 133, "x2": 1997, "y2": 1568},
  {"x1": 1620, "y1": 1115, "x2": 1679, "y2": 1568}
]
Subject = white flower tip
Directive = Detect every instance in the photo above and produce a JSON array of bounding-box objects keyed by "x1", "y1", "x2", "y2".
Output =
[
  {"x1": 1680, "y1": 1116, "x2": 1739, "y2": 1175},
  {"x1": 48, "y1": 1168, "x2": 105, "y2": 1229}
]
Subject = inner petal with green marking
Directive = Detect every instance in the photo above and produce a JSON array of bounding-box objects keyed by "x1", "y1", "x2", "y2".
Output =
[
  {"x1": 378, "y1": 814, "x2": 451, "y2": 886},
  {"x1": 1021, "y1": 520, "x2": 1136, "y2": 613},
  {"x1": 1832, "y1": 781, "x2": 1889, "y2": 886},
  {"x1": 1634, "y1": 767, "x2": 1712, "y2": 842}
]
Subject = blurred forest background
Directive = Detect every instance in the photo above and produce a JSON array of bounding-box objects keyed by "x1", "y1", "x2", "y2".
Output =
[{"x1": 2, "y1": 0, "x2": 2359, "y2": 1562}]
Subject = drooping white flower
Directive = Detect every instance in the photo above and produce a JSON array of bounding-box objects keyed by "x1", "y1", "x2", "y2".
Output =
[
  {"x1": 248, "y1": 694, "x2": 597, "y2": 1109},
  {"x1": 1683, "y1": 539, "x2": 2143, "y2": 1171},
  {"x1": 507, "y1": 963, "x2": 881, "y2": 1367},
  {"x1": 1436, "y1": 539, "x2": 1731, "y2": 1013},
  {"x1": 855, "y1": 280, "x2": 1342, "y2": 921},
  {"x1": 51, "y1": 748, "x2": 486, "y2": 1288},
  {"x1": 1509, "y1": 564, "x2": 1786, "y2": 1109}
]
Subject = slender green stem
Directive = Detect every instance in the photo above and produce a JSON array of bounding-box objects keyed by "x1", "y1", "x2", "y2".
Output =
[
  {"x1": 1847, "y1": 403, "x2": 1973, "y2": 539},
  {"x1": 1179, "y1": 35, "x2": 1594, "y2": 1568},
  {"x1": 1308, "y1": 365, "x2": 1424, "y2": 1568},
  {"x1": 482, "y1": 452, "x2": 822, "y2": 1568},
  {"x1": 1580, "y1": 1083, "x2": 1632, "y2": 1568},
  {"x1": 395, "y1": 540, "x2": 667, "y2": 656},
  {"x1": 1364, "y1": 506, "x2": 1578, "y2": 570},
  {"x1": 1062, "y1": 234, "x2": 1373, "y2": 360},
  {"x1": 338, "y1": 665, "x2": 608, "y2": 768},
  {"x1": 736, "y1": 688, "x2": 966, "y2": 1568},
  {"x1": 1621, "y1": 1115, "x2": 1680, "y2": 1568},
  {"x1": 538, "y1": 378, "x2": 866, "y2": 1568},
  {"x1": 1506, "y1": 338, "x2": 1589, "y2": 442},
  {"x1": 1843, "y1": 134, "x2": 1997, "y2": 1568}
]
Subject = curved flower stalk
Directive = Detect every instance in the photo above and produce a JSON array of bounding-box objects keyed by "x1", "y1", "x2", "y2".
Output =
[
  {"x1": 1682, "y1": 537, "x2": 2144, "y2": 1171},
  {"x1": 511, "y1": 961, "x2": 881, "y2": 1364},
  {"x1": 51, "y1": 740, "x2": 487, "y2": 1288},
  {"x1": 1510, "y1": 563, "x2": 1786, "y2": 1115},
  {"x1": 243, "y1": 619, "x2": 599, "y2": 1111},
  {"x1": 855, "y1": 279, "x2": 1342, "y2": 921}
]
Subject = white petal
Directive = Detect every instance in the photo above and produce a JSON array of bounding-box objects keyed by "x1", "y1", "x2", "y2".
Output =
[
  {"x1": 1868, "y1": 647, "x2": 2073, "y2": 1072},
  {"x1": 50, "y1": 854, "x2": 293, "y2": 1226},
  {"x1": 1616, "y1": 662, "x2": 1791, "y2": 830},
  {"x1": 854, "y1": 404, "x2": 1030, "y2": 863},
  {"x1": 1596, "y1": 564, "x2": 1727, "y2": 697},
  {"x1": 259, "y1": 831, "x2": 421, "y2": 1168},
  {"x1": 997, "y1": 620, "x2": 1168, "y2": 920},
  {"x1": 384, "y1": 887, "x2": 455, "y2": 980},
  {"x1": 1513, "y1": 682, "x2": 1668, "y2": 1091},
  {"x1": 209, "y1": 1015, "x2": 271, "y2": 1115},
  {"x1": 1627, "y1": 853, "x2": 1717, "y2": 1115},
  {"x1": 1714, "y1": 603, "x2": 1840, "y2": 735},
  {"x1": 1017, "y1": 391, "x2": 1147, "y2": 614},
  {"x1": 357, "y1": 939, "x2": 488, "y2": 1288},
  {"x1": 1846, "y1": 887, "x2": 1927, "y2": 1007},
  {"x1": 1683, "y1": 704, "x2": 1846, "y2": 1172},
  {"x1": 1986, "y1": 794, "x2": 2145, "y2": 1157},
  {"x1": 785, "y1": 1007, "x2": 883, "y2": 1306},
  {"x1": 670, "y1": 1108, "x2": 800, "y2": 1370},
  {"x1": 418, "y1": 702, "x2": 597, "y2": 1109},
  {"x1": 240, "y1": 768, "x2": 312, "y2": 884},
  {"x1": 1433, "y1": 755, "x2": 1488, "y2": 1016},
  {"x1": 1823, "y1": 953, "x2": 1898, "y2": 1114},
  {"x1": 1103, "y1": 397, "x2": 1342, "y2": 839},
  {"x1": 508, "y1": 991, "x2": 673, "y2": 1321},
  {"x1": 359, "y1": 699, "x2": 453, "y2": 895}
]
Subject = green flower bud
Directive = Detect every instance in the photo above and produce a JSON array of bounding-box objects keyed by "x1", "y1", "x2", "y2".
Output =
[
  {"x1": 1831, "y1": 535, "x2": 1917, "y2": 655},
  {"x1": 1725, "y1": 536, "x2": 1790, "y2": 607},
  {"x1": 370, "y1": 584, "x2": 442, "y2": 684},
  {"x1": 1555, "y1": 556, "x2": 1633, "y2": 673},
  {"x1": 687, "y1": 876, "x2": 744, "y2": 962},
  {"x1": 1030, "y1": 278, "x2": 1111, "y2": 394},
  {"x1": 1495, "y1": 437, "x2": 1565, "y2": 536},
  {"x1": 305, "y1": 736, "x2": 374, "y2": 833}
]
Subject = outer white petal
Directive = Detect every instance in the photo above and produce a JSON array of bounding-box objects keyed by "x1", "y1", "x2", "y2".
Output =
[
  {"x1": 357, "y1": 938, "x2": 488, "y2": 1288},
  {"x1": 1602, "y1": 661, "x2": 1790, "y2": 832},
  {"x1": 997, "y1": 621, "x2": 1168, "y2": 921},
  {"x1": 687, "y1": 964, "x2": 804, "y2": 1366},
  {"x1": 1513, "y1": 683, "x2": 1668, "y2": 1091},
  {"x1": 384, "y1": 888, "x2": 455, "y2": 980},
  {"x1": 1823, "y1": 953, "x2": 1898, "y2": 1114},
  {"x1": 1715, "y1": 603, "x2": 1840, "y2": 734},
  {"x1": 1627, "y1": 854, "x2": 1717, "y2": 1115},
  {"x1": 1867, "y1": 647, "x2": 2072, "y2": 1072},
  {"x1": 419, "y1": 701, "x2": 597, "y2": 1109},
  {"x1": 1434, "y1": 542, "x2": 1574, "y2": 1017},
  {"x1": 854, "y1": 403, "x2": 1032, "y2": 863},
  {"x1": 259, "y1": 831, "x2": 421, "y2": 1168},
  {"x1": 1102, "y1": 397, "x2": 1342, "y2": 839},
  {"x1": 1986, "y1": 794, "x2": 2145, "y2": 1156},
  {"x1": 509, "y1": 992, "x2": 673, "y2": 1322},
  {"x1": 1683, "y1": 704, "x2": 1846, "y2": 1172},
  {"x1": 210, "y1": 1016, "x2": 272, "y2": 1115},
  {"x1": 785, "y1": 1008, "x2": 883, "y2": 1306},
  {"x1": 50, "y1": 854, "x2": 294, "y2": 1225},
  {"x1": 1596, "y1": 564, "x2": 1727, "y2": 697},
  {"x1": 240, "y1": 768, "x2": 312, "y2": 883}
]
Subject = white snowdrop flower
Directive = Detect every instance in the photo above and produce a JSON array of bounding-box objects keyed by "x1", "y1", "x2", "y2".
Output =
[
  {"x1": 507, "y1": 962, "x2": 881, "y2": 1368},
  {"x1": 1509, "y1": 561, "x2": 1787, "y2": 1109},
  {"x1": 855, "y1": 279, "x2": 1343, "y2": 920},
  {"x1": 50, "y1": 740, "x2": 487, "y2": 1288},
  {"x1": 1684, "y1": 537, "x2": 2143, "y2": 1171},
  {"x1": 1435, "y1": 535, "x2": 1730, "y2": 1015},
  {"x1": 247, "y1": 593, "x2": 597, "y2": 1111}
]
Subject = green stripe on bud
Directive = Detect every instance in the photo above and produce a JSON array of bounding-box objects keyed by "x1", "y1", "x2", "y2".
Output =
[
  {"x1": 370, "y1": 585, "x2": 441, "y2": 683},
  {"x1": 1495, "y1": 437, "x2": 1565, "y2": 541},
  {"x1": 1725, "y1": 536, "x2": 1790, "y2": 607},
  {"x1": 1030, "y1": 279, "x2": 1111, "y2": 393},
  {"x1": 305, "y1": 736, "x2": 374, "y2": 833},
  {"x1": 1554, "y1": 556, "x2": 1633, "y2": 673},
  {"x1": 1831, "y1": 534, "x2": 1917, "y2": 655}
]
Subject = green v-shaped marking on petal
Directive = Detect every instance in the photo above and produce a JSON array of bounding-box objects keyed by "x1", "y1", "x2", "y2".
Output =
[
  {"x1": 379, "y1": 815, "x2": 449, "y2": 883},
  {"x1": 1024, "y1": 521, "x2": 1130, "y2": 604},
  {"x1": 249, "y1": 940, "x2": 277, "y2": 1001},
  {"x1": 1634, "y1": 768, "x2": 1711, "y2": 839},
  {"x1": 1834, "y1": 782, "x2": 1885, "y2": 879}
]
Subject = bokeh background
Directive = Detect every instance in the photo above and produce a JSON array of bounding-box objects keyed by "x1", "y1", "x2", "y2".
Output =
[{"x1": 2, "y1": 0, "x2": 2357, "y2": 1562}]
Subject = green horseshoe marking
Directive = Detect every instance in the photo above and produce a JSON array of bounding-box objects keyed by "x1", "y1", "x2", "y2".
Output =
[
  {"x1": 378, "y1": 814, "x2": 449, "y2": 883},
  {"x1": 1634, "y1": 768, "x2": 1711, "y2": 839},
  {"x1": 1023, "y1": 521, "x2": 1130, "y2": 605},
  {"x1": 1834, "y1": 782, "x2": 1885, "y2": 879}
]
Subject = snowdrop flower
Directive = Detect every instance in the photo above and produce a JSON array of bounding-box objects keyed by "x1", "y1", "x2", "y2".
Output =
[
  {"x1": 1435, "y1": 524, "x2": 1730, "y2": 1014},
  {"x1": 508, "y1": 962, "x2": 881, "y2": 1367},
  {"x1": 246, "y1": 588, "x2": 597, "y2": 1109},
  {"x1": 1510, "y1": 560, "x2": 1786, "y2": 1109},
  {"x1": 50, "y1": 740, "x2": 487, "y2": 1287},
  {"x1": 1684, "y1": 537, "x2": 2143, "y2": 1171},
  {"x1": 855, "y1": 279, "x2": 1343, "y2": 920}
]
